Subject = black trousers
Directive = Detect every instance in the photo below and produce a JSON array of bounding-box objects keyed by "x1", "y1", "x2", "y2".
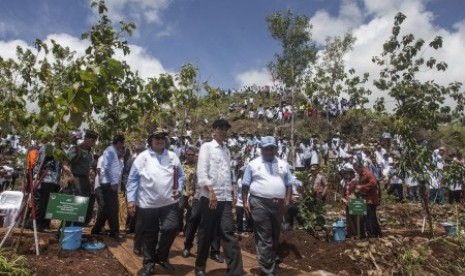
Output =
[
  {"x1": 284, "y1": 203, "x2": 302, "y2": 229},
  {"x1": 195, "y1": 197, "x2": 243, "y2": 275},
  {"x1": 365, "y1": 204, "x2": 382, "y2": 238},
  {"x1": 387, "y1": 184, "x2": 404, "y2": 201},
  {"x1": 407, "y1": 186, "x2": 420, "y2": 202},
  {"x1": 184, "y1": 198, "x2": 220, "y2": 252},
  {"x1": 236, "y1": 206, "x2": 253, "y2": 232},
  {"x1": 72, "y1": 174, "x2": 93, "y2": 226},
  {"x1": 449, "y1": 190, "x2": 462, "y2": 204},
  {"x1": 178, "y1": 195, "x2": 192, "y2": 233},
  {"x1": 250, "y1": 196, "x2": 283, "y2": 276},
  {"x1": 137, "y1": 203, "x2": 179, "y2": 265},
  {"x1": 125, "y1": 201, "x2": 142, "y2": 251},
  {"x1": 35, "y1": 182, "x2": 60, "y2": 229},
  {"x1": 92, "y1": 185, "x2": 120, "y2": 234}
]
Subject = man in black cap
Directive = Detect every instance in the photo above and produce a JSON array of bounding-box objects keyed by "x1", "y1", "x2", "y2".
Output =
[
  {"x1": 127, "y1": 128, "x2": 185, "y2": 275},
  {"x1": 66, "y1": 129, "x2": 98, "y2": 226},
  {"x1": 195, "y1": 119, "x2": 243, "y2": 276}
]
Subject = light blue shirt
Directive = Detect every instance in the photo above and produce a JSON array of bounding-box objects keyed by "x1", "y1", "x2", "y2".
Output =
[
  {"x1": 127, "y1": 148, "x2": 185, "y2": 208},
  {"x1": 100, "y1": 144, "x2": 123, "y2": 186},
  {"x1": 242, "y1": 156, "x2": 292, "y2": 199}
]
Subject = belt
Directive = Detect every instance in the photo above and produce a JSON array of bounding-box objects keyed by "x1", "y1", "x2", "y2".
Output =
[{"x1": 250, "y1": 195, "x2": 284, "y2": 204}]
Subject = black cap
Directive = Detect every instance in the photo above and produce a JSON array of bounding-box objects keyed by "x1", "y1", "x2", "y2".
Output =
[
  {"x1": 112, "y1": 134, "x2": 125, "y2": 144},
  {"x1": 84, "y1": 130, "x2": 99, "y2": 139},
  {"x1": 212, "y1": 119, "x2": 231, "y2": 129},
  {"x1": 150, "y1": 127, "x2": 168, "y2": 138}
]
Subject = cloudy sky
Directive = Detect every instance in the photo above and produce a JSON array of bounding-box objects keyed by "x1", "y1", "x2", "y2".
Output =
[{"x1": 0, "y1": 0, "x2": 464, "y2": 95}]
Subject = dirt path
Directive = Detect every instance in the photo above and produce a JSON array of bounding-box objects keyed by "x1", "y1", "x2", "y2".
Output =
[{"x1": 104, "y1": 234, "x2": 332, "y2": 276}]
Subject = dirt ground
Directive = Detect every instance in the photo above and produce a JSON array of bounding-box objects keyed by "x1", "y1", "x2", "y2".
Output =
[
  {"x1": 240, "y1": 230, "x2": 367, "y2": 275},
  {"x1": 2, "y1": 232, "x2": 127, "y2": 276},
  {"x1": 2, "y1": 199, "x2": 465, "y2": 275}
]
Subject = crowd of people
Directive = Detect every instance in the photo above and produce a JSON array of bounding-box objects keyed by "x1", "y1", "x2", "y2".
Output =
[
  {"x1": 1, "y1": 112, "x2": 463, "y2": 276},
  {"x1": 223, "y1": 85, "x2": 357, "y2": 123}
]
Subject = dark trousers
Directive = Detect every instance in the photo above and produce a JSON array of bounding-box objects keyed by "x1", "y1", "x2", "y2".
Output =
[
  {"x1": 284, "y1": 203, "x2": 302, "y2": 229},
  {"x1": 137, "y1": 203, "x2": 179, "y2": 265},
  {"x1": 365, "y1": 204, "x2": 381, "y2": 238},
  {"x1": 195, "y1": 197, "x2": 243, "y2": 275},
  {"x1": 92, "y1": 185, "x2": 120, "y2": 234},
  {"x1": 429, "y1": 188, "x2": 444, "y2": 205},
  {"x1": 178, "y1": 195, "x2": 192, "y2": 233},
  {"x1": 449, "y1": 190, "x2": 462, "y2": 204},
  {"x1": 387, "y1": 184, "x2": 404, "y2": 201},
  {"x1": 35, "y1": 182, "x2": 60, "y2": 229},
  {"x1": 407, "y1": 186, "x2": 420, "y2": 202},
  {"x1": 345, "y1": 206, "x2": 364, "y2": 238},
  {"x1": 250, "y1": 196, "x2": 282, "y2": 276},
  {"x1": 236, "y1": 206, "x2": 253, "y2": 232},
  {"x1": 184, "y1": 198, "x2": 220, "y2": 252},
  {"x1": 72, "y1": 174, "x2": 93, "y2": 226}
]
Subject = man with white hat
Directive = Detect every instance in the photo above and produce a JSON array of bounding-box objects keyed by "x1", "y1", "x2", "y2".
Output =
[{"x1": 242, "y1": 136, "x2": 292, "y2": 276}]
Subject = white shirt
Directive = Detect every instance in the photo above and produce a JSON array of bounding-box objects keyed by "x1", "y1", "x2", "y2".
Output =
[
  {"x1": 197, "y1": 139, "x2": 233, "y2": 201},
  {"x1": 94, "y1": 156, "x2": 103, "y2": 190},
  {"x1": 127, "y1": 149, "x2": 185, "y2": 208},
  {"x1": 242, "y1": 157, "x2": 292, "y2": 199}
]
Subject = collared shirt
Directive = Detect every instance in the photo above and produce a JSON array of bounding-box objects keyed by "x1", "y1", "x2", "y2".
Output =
[
  {"x1": 67, "y1": 144, "x2": 93, "y2": 176},
  {"x1": 242, "y1": 156, "x2": 292, "y2": 199},
  {"x1": 127, "y1": 149, "x2": 185, "y2": 208},
  {"x1": 197, "y1": 139, "x2": 233, "y2": 201},
  {"x1": 308, "y1": 172, "x2": 327, "y2": 195},
  {"x1": 33, "y1": 144, "x2": 62, "y2": 185},
  {"x1": 182, "y1": 162, "x2": 196, "y2": 197},
  {"x1": 358, "y1": 168, "x2": 380, "y2": 205},
  {"x1": 100, "y1": 144, "x2": 123, "y2": 186}
]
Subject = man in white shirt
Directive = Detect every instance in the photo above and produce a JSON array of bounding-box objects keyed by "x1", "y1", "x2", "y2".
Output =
[
  {"x1": 242, "y1": 136, "x2": 292, "y2": 276},
  {"x1": 195, "y1": 119, "x2": 243, "y2": 276},
  {"x1": 127, "y1": 129, "x2": 185, "y2": 275}
]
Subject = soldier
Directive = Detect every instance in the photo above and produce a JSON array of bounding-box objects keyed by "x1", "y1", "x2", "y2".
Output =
[{"x1": 65, "y1": 129, "x2": 99, "y2": 226}]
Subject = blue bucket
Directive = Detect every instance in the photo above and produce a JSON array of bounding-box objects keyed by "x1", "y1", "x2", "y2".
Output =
[
  {"x1": 333, "y1": 226, "x2": 346, "y2": 242},
  {"x1": 62, "y1": 227, "x2": 83, "y2": 250}
]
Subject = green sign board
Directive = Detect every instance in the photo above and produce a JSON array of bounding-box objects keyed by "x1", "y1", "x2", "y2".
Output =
[
  {"x1": 349, "y1": 198, "x2": 367, "y2": 216},
  {"x1": 45, "y1": 193, "x2": 89, "y2": 223}
]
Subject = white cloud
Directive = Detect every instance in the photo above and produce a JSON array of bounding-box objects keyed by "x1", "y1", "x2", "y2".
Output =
[
  {"x1": 0, "y1": 33, "x2": 167, "y2": 80},
  {"x1": 311, "y1": 0, "x2": 364, "y2": 45},
  {"x1": 116, "y1": 44, "x2": 167, "y2": 78},
  {"x1": 91, "y1": 0, "x2": 171, "y2": 24},
  {"x1": 309, "y1": 0, "x2": 465, "y2": 108},
  {"x1": 236, "y1": 68, "x2": 273, "y2": 87}
]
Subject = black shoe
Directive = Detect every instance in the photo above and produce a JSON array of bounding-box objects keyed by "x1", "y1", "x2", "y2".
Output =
[
  {"x1": 156, "y1": 260, "x2": 175, "y2": 271},
  {"x1": 210, "y1": 253, "x2": 224, "y2": 263},
  {"x1": 91, "y1": 229, "x2": 107, "y2": 236},
  {"x1": 141, "y1": 263, "x2": 154, "y2": 276},
  {"x1": 195, "y1": 267, "x2": 206, "y2": 276},
  {"x1": 182, "y1": 248, "x2": 190, "y2": 258},
  {"x1": 109, "y1": 233, "x2": 125, "y2": 242}
]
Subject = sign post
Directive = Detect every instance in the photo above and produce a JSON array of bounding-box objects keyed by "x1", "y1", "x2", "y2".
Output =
[
  {"x1": 349, "y1": 198, "x2": 367, "y2": 239},
  {"x1": 45, "y1": 193, "x2": 89, "y2": 254}
]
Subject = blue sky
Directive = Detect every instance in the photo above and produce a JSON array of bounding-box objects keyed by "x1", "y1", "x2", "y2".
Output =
[{"x1": 0, "y1": 0, "x2": 464, "y2": 91}]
